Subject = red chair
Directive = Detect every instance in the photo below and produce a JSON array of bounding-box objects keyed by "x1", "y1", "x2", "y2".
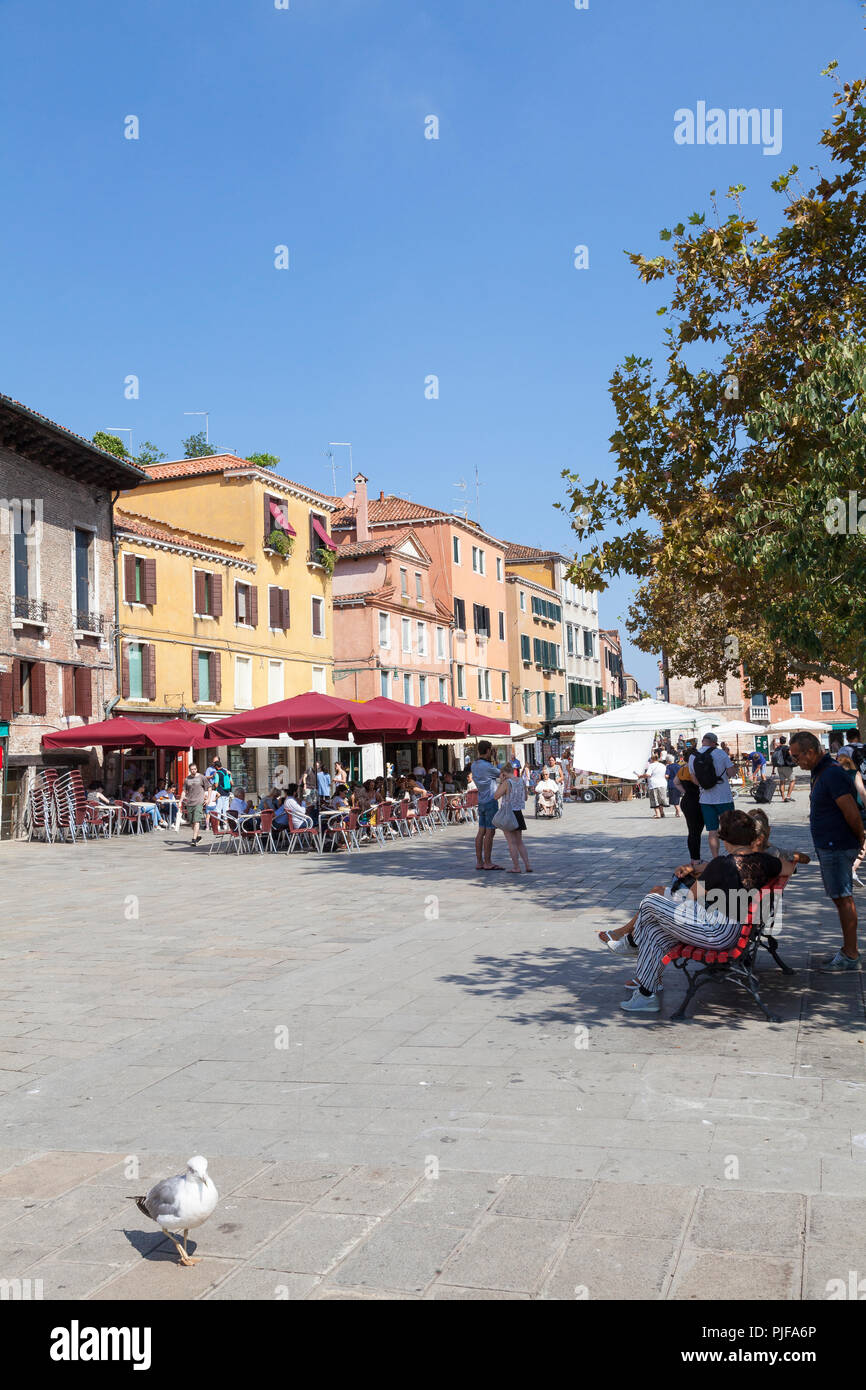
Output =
[
  {"x1": 463, "y1": 789, "x2": 479, "y2": 823},
  {"x1": 371, "y1": 800, "x2": 399, "y2": 845},
  {"x1": 392, "y1": 799, "x2": 415, "y2": 838},
  {"x1": 285, "y1": 812, "x2": 316, "y2": 854},
  {"x1": 207, "y1": 811, "x2": 243, "y2": 855},
  {"x1": 663, "y1": 878, "x2": 786, "y2": 1023},
  {"x1": 414, "y1": 796, "x2": 435, "y2": 835},
  {"x1": 242, "y1": 809, "x2": 275, "y2": 854}
]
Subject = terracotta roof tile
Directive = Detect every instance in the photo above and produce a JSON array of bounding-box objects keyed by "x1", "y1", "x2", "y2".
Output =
[
  {"x1": 501, "y1": 540, "x2": 566, "y2": 563},
  {"x1": 114, "y1": 509, "x2": 247, "y2": 560},
  {"x1": 0, "y1": 392, "x2": 147, "y2": 482},
  {"x1": 335, "y1": 528, "x2": 431, "y2": 561},
  {"x1": 140, "y1": 455, "x2": 338, "y2": 506}
]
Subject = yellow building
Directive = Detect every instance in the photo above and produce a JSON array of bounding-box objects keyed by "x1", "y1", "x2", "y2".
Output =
[
  {"x1": 116, "y1": 454, "x2": 337, "y2": 792},
  {"x1": 502, "y1": 545, "x2": 568, "y2": 728}
]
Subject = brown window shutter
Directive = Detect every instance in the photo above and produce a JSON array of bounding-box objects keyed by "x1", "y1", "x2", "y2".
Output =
[
  {"x1": 121, "y1": 644, "x2": 130, "y2": 699},
  {"x1": 62, "y1": 665, "x2": 75, "y2": 714},
  {"x1": 194, "y1": 570, "x2": 205, "y2": 614},
  {"x1": 123, "y1": 553, "x2": 136, "y2": 603},
  {"x1": 281, "y1": 589, "x2": 291, "y2": 630},
  {"x1": 143, "y1": 557, "x2": 157, "y2": 605},
  {"x1": 0, "y1": 672, "x2": 13, "y2": 722},
  {"x1": 234, "y1": 583, "x2": 241, "y2": 623},
  {"x1": 74, "y1": 666, "x2": 92, "y2": 718},
  {"x1": 31, "y1": 662, "x2": 47, "y2": 717},
  {"x1": 192, "y1": 650, "x2": 200, "y2": 702},
  {"x1": 211, "y1": 651, "x2": 222, "y2": 704},
  {"x1": 211, "y1": 574, "x2": 223, "y2": 618},
  {"x1": 249, "y1": 585, "x2": 258, "y2": 627},
  {"x1": 269, "y1": 587, "x2": 279, "y2": 628},
  {"x1": 264, "y1": 493, "x2": 271, "y2": 541},
  {"x1": 11, "y1": 658, "x2": 21, "y2": 714},
  {"x1": 144, "y1": 643, "x2": 156, "y2": 700}
]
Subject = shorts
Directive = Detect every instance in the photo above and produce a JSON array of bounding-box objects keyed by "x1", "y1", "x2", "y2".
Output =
[
  {"x1": 778, "y1": 766, "x2": 794, "y2": 782},
  {"x1": 701, "y1": 801, "x2": 734, "y2": 831},
  {"x1": 513, "y1": 809, "x2": 526, "y2": 831},
  {"x1": 648, "y1": 787, "x2": 668, "y2": 808},
  {"x1": 478, "y1": 799, "x2": 497, "y2": 829},
  {"x1": 187, "y1": 804, "x2": 206, "y2": 826},
  {"x1": 816, "y1": 845, "x2": 859, "y2": 899}
]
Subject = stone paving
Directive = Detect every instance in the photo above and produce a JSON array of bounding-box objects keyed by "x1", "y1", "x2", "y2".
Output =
[{"x1": 0, "y1": 793, "x2": 864, "y2": 1299}]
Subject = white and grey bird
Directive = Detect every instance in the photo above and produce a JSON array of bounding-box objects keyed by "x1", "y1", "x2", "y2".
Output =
[{"x1": 130, "y1": 1156, "x2": 219, "y2": 1266}]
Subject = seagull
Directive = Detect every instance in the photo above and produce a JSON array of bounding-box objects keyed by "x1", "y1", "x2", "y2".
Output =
[{"x1": 130, "y1": 1156, "x2": 219, "y2": 1266}]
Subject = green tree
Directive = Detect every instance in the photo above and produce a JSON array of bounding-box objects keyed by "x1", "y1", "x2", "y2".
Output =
[
  {"x1": 247, "y1": 452, "x2": 280, "y2": 469},
  {"x1": 182, "y1": 431, "x2": 216, "y2": 459},
  {"x1": 134, "y1": 440, "x2": 167, "y2": 467},
  {"x1": 561, "y1": 66, "x2": 866, "y2": 729},
  {"x1": 92, "y1": 431, "x2": 127, "y2": 459}
]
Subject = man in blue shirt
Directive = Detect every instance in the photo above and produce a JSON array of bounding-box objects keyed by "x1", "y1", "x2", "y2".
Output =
[
  {"x1": 471, "y1": 740, "x2": 504, "y2": 871},
  {"x1": 316, "y1": 762, "x2": 332, "y2": 799},
  {"x1": 790, "y1": 732, "x2": 866, "y2": 970}
]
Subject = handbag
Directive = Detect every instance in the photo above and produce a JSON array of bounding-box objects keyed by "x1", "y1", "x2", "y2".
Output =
[{"x1": 493, "y1": 804, "x2": 518, "y2": 831}]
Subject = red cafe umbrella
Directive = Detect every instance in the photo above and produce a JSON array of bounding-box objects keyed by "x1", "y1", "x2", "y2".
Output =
[
  {"x1": 360, "y1": 697, "x2": 468, "y2": 738},
  {"x1": 204, "y1": 692, "x2": 371, "y2": 744},
  {"x1": 42, "y1": 717, "x2": 155, "y2": 750},
  {"x1": 151, "y1": 719, "x2": 243, "y2": 750},
  {"x1": 416, "y1": 701, "x2": 512, "y2": 738}
]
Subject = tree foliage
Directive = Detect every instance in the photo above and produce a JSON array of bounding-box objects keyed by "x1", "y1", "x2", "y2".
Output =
[
  {"x1": 182, "y1": 431, "x2": 216, "y2": 458},
  {"x1": 247, "y1": 452, "x2": 280, "y2": 469},
  {"x1": 561, "y1": 66, "x2": 866, "y2": 718},
  {"x1": 92, "y1": 431, "x2": 127, "y2": 459},
  {"x1": 134, "y1": 440, "x2": 167, "y2": 467}
]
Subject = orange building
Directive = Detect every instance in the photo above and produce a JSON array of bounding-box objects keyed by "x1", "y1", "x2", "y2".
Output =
[{"x1": 331, "y1": 476, "x2": 511, "y2": 719}]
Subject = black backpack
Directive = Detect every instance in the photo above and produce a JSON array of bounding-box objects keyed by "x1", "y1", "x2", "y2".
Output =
[
  {"x1": 771, "y1": 745, "x2": 793, "y2": 768},
  {"x1": 692, "y1": 748, "x2": 722, "y2": 791}
]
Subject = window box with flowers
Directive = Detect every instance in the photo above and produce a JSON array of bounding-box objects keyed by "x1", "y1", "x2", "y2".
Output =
[{"x1": 265, "y1": 528, "x2": 294, "y2": 558}]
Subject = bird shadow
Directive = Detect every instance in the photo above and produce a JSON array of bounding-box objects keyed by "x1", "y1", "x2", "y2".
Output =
[{"x1": 122, "y1": 1228, "x2": 198, "y2": 1262}]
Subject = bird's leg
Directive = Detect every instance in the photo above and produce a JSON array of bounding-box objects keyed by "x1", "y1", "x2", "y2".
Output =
[
  {"x1": 180, "y1": 1228, "x2": 201, "y2": 1265},
  {"x1": 165, "y1": 1230, "x2": 199, "y2": 1266}
]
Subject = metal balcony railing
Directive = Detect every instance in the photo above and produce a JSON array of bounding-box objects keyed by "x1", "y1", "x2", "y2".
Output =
[
  {"x1": 13, "y1": 596, "x2": 48, "y2": 623},
  {"x1": 75, "y1": 610, "x2": 106, "y2": 635}
]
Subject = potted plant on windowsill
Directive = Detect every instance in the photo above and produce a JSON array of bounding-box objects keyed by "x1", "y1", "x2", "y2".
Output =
[
  {"x1": 316, "y1": 546, "x2": 336, "y2": 576},
  {"x1": 267, "y1": 529, "x2": 294, "y2": 557}
]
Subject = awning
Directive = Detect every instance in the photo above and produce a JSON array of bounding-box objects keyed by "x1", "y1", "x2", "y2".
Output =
[
  {"x1": 311, "y1": 517, "x2": 336, "y2": 551},
  {"x1": 269, "y1": 500, "x2": 296, "y2": 536}
]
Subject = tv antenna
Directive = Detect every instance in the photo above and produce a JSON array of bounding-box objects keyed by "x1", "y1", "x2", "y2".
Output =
[
  {"x1": 452, "y1": 478, "x2": 469, "y2": 520},
  {"x1": 327, "y1": 442, "x2": 353, "y2": 496},
  {"x1": 104, "y1": 427, "x2": 133, "y2": 457},
  {"x1": 183, "y1": 411, "x2": 210, "y2": 444}
]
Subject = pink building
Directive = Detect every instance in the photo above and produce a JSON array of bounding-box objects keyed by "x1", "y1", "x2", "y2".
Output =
[{"x1": 333, "y1": 477, "x2": 454, "y2": 706}]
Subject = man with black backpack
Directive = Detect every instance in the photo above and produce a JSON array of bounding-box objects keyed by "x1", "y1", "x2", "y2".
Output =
[
  {"x1": 688, "y1": 731, "x2": 734, "y2": 859},
  {"x1": 210, "y1": 756, "x2": 233, "y2": 825},
  {"x1": 771, "y1": 737, "x2": 796, "y2": 802}
]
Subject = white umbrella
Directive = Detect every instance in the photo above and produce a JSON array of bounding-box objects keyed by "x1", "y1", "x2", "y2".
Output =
[
  {"x1": 768, "y1": 717, "x2": 832, "y2": 732},
  {"x1": 576, "y1": 698, "x2": 721, "y2": 733},
  {"x1": 711, "y1": 720, "x2": 767, "y2": 736}
]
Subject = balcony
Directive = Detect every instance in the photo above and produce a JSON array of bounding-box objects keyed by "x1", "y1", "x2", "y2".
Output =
[
  {"x1": 12, "y1": 596, "x2": 48, "y2": 630},
  {"x1": 74, "y1": 610, "x2": 107, "y2": 640},
  {"x1": 750, "y1": 705, "x2": 770, "y2": 722}
]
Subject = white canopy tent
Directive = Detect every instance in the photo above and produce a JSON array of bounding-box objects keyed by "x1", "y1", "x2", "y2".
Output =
[
  {"x1": 575, "y1": 699, "x2": 723, "y2": 734},
  {"x1": 567, "y1": 700, "x2": 721, "y2": 781}
]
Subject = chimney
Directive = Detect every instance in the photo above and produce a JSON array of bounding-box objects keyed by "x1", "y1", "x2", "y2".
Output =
[{"x1": 354, "y1": 472, "x2": 370, "y2": 542}]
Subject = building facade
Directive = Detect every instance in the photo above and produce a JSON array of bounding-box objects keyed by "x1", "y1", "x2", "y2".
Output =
[
  {"x1": 599, "y1": 628, "x2": 626, "y2": 710},
  {"x1": 331, "y1": 477, "x2": 511, "y2": 720},
  {"x1": 0, "y1": 394, "x2": 145, "y2": 834},
  {"x1": 118, "y1": 454, "x2": 337, "y2": 791},
  {"x1": 504, "y1": 573, "x2": 566, "y2": 729},
  {"x1": 665, "y1": 662, "x2": 860, "y2": 749}
]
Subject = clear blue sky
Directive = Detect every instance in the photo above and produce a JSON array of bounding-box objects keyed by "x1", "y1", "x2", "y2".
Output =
[{"x1": 1, "y1": 0, "x2": 861, "y2": 691}]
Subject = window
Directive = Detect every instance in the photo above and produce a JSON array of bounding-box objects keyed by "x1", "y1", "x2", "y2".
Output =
[
  {"x1": 13, "y1": 660, "x2": 46, "y2": 716},
  {"x1": 311, "y1": 596, "x2": 325, "y2": 638},
  {"x1": 63, "y1": 665, "x2": 93, "y2": 717},
  {"x1": 496, "y1": 556, "x2": 503, "y2": 581},
  {"x1": 820, "y1": 691, "x2": 834, "y2": 712},
  {"x1": 438, "y1": 677, "x2": 447, "y2": 701},
  {"x1": 531, "y1": 595, "x2": 562, "y2": 623},
  {"x1": 471, "y1": 546, "x2": 485, "y2": 574},
  {"x1": 197, "y1": 651, "x2": 212, "y2": 703},
  {"x1": 453, "y1": 535, "x2": 461, "y2": 564},
  {"x1": 380, "y1": 670, "x2": 390, "y2": 697},
  {"x1": 520, "y1": 634, "x2": 531, "y2": 662},
  {"x1": 123, "y1": 554, "x2": 156, "y2": 606},
  {"x1": 519, "y1": 591, "x2": 526, "y2": 612},
  {"x1": 501, "y1": 671, "x2": 507, "y2": 701},
  {"x1": 400, "y1": 568, "x2": 408, "y2": 597},
  {"x1": 13, "y1": 528, "x2": 29, "y2": 601},
  {"x1": 402, "y1": 617, "x2": 411, "y2": 653},
  {"x1": 235, "y1": 582, "x2": 258, "y2": 627},
  {"x1": 523, "y1": 690, "x2": 530, "y2": 715},
  {"x1": 533, "y1": 638, "x2": 560, "y2": 669},
  {"x1": 789, "y1": 693, "x2": 804, "y2": 713},
  {"x1": 268, "y1": 587, "x2": 291, "y2": 630},
  {"x1": 419, "y1": 675, "x2": 428, "y2": 704},
  {"x1": 311, "y1": 664, "x2": 327, "y2": 693},
  {"x1": 235, "y1": 656, "x2": 253, "y2": 708},
  {"x1": 194, "y1": 570, "x2": 222, "y2": 618},
  {"x1": 852, "y1": 691, "x2": 859, "y2": 711},
  {"x1": 456, "y1": 665, "x2": 466, "y2": 698},
  {"x1": 435, "y1": 626, "x2": 446, "y2": 660},
  {"x1": 498, "y1": 611, "x2": 505, "y2": 641},
  {"x1": 403, "y1": 673, "x2": 413, "y2": 704},
  {"x1": 378, "y1": 612, "x2": 391, "y2": 648},
  {"x1": 453, "y1": 597, "x2": 466, "y2": 630},
  {"x1": 566, "y1": 624, "x2": 574, "y2": 656},
  {"x1": 536, "y1": 691, "x2": 542, "y2": 715},
  {"x1": 583, "y1": 630, "x2": 594, "y2": 659},
  {"x1": 472, "y1": 603, "x2": 490, "y2": 637},
  {"x1": 477, "y1": 668, "x2": 491, "y2": 701},
  {"x1": 415, "y1": 572, "x2": 423, "y2": 600},
  {"x1": 265, "y1": 492, "x2": 292, "y2": 546},
  {"x1": 545, "y1": 691, "x2": 557, "y2": 720},
  {"x1": 74, "y1": 528, "x2": 94, "y2": 620},
  {"x1": 127, "y1": 644, "x2": 143, "y2": 700},
  {"x1": 268, "y1": 660, "x2": 284, "y2": 703},
  {"x1": 309, "y1": 511, "x2": 331, "y2": 560},
  {"x1": 416, "y1": 622, "x2": 427, "y2": 657}
]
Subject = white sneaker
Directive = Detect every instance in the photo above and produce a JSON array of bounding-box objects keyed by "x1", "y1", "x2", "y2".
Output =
[
  {"x1": 854, "y1": 872, "x2": 865, "y2": 889},
  {"x1": 619, "y1": 989, "x2": 661, "y2": 1013}
]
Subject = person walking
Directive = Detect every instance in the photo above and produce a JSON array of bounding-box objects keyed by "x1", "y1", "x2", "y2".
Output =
[
  {"x1": 179, "y1": 763, "x2": 209, "y2": 847},
  {"x1": 471, "y1": 740, "x2": 504, "y2": 870},
  {"x1": 689, "y1": 732, "x2": 734, "y2": 858},
  {"x1": 643, "y1": 753, "x2": 669, "y2": 819},
  {"x1": 493, "y1": 761, "x2": 532, "y2": 873},
  {"x1": 771, "y1": 737, "x2": 796, "y2": 802},
  {"x1": 674, "y1": 743, "x2": 704, "y2": 865},
  {"x1": 211, "y1": 758, "x2": 233, "y2": 824},
  {"x1": 790, "y1": 731, "x2": 866, "y2": 969},
  {"x1": 836, "y1": 754, "x2": 866, "y2": 889},
  {"x1": 664, "y1": 754, "x2": 682, "y2": 818}
]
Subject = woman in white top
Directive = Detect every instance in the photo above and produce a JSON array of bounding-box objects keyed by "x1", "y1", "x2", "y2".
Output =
[{"x1": 494, "y1": 764, "x2": 532, "y2": 873}]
